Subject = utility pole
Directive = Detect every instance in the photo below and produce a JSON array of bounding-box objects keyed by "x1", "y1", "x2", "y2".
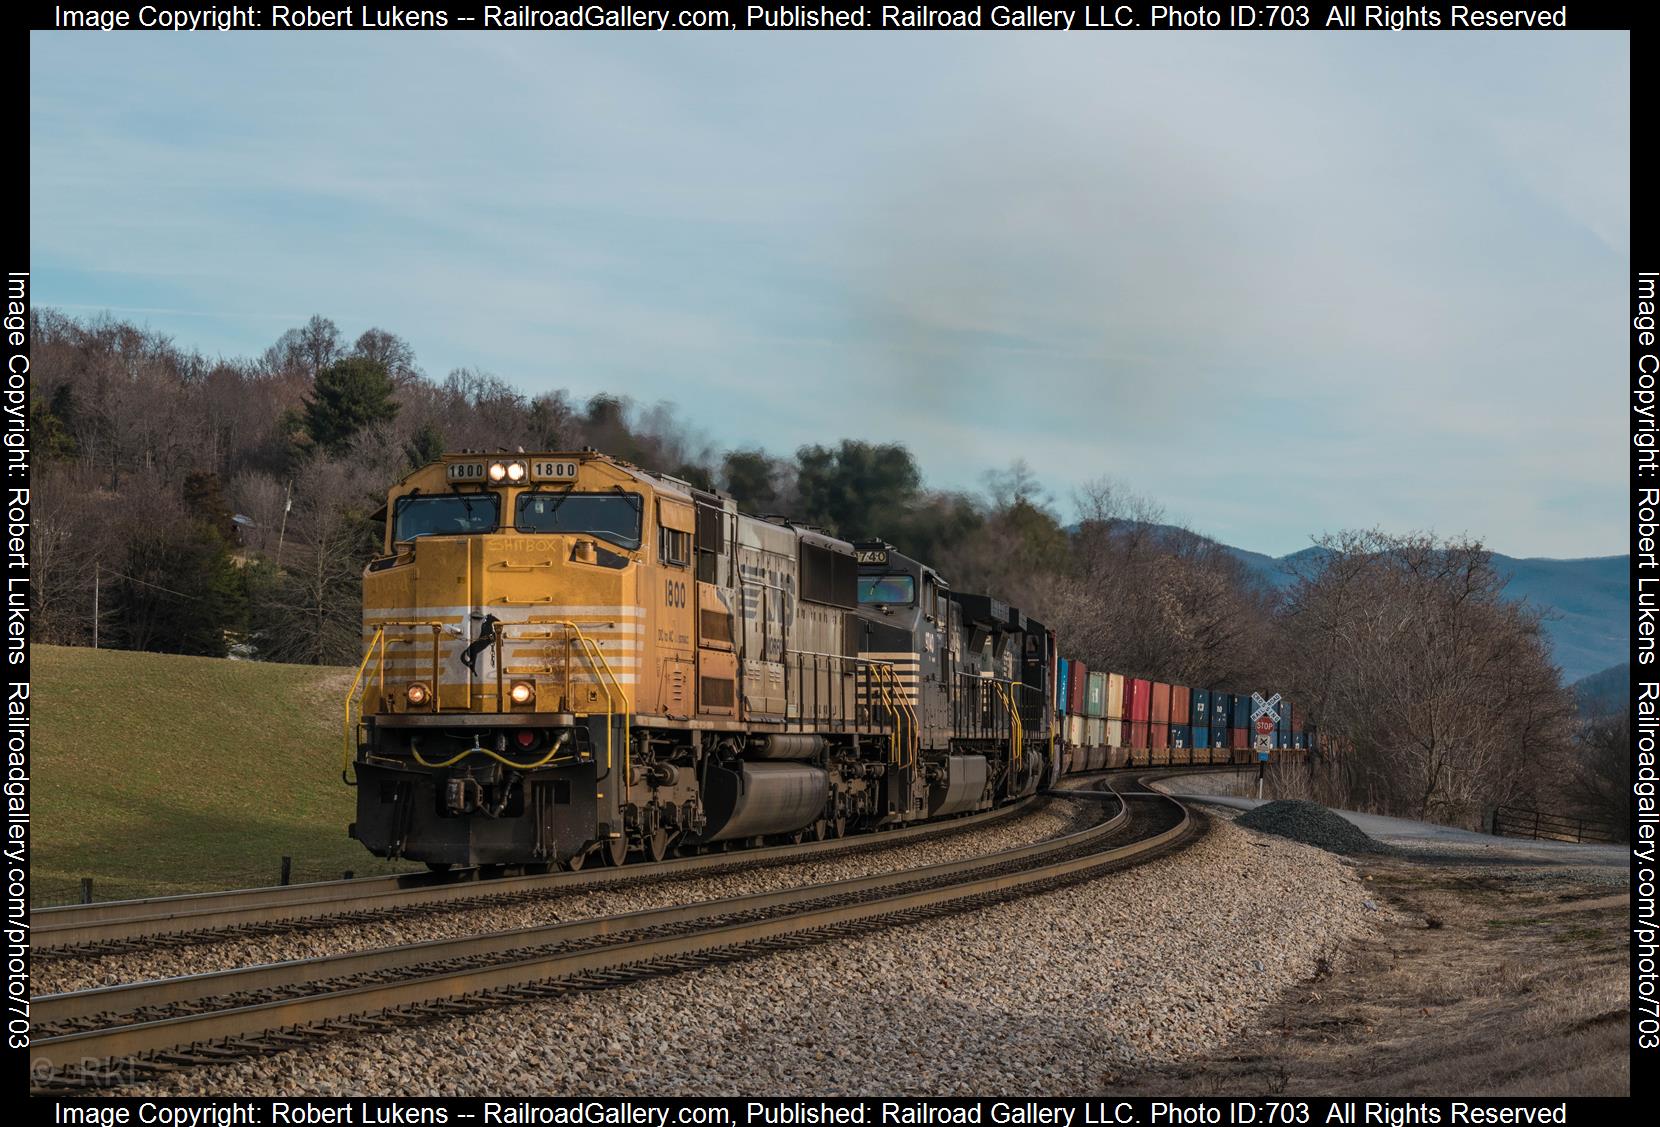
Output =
[
  {"x1": 93, "y1": 561, "x2": 100, "y2": 649},
  {"x1": 276, "y1": 480, "x2": 293, "y2": 564}
]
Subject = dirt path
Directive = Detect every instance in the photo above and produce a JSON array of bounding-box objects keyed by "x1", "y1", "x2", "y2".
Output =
[{"x1": 1113, "y1": 848, "x2": 1630, "y2": 1096}]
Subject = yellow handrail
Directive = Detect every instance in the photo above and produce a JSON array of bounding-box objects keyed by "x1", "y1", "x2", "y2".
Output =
[
  {"x1": 868, "y1": 663, "x2": 918, "y2": 769},
  {"x1": 992, "y1": 679, "x2": 1024, "y2": 770},
  {"x1": 343, "y1": 625, "x2": 387, "y2": 783}
]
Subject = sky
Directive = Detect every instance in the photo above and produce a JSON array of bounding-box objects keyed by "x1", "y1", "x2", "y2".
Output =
[{"x1": 29, "y1": 31, "x2": 1629, "y2": 559}]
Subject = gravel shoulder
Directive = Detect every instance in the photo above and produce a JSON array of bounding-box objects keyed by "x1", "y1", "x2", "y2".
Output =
[
  {"x1": 37, "y1": 800, "x2": 1094, "y2": 996},
  {"x1": 116, "y1": 814, "x2": 1381, "y2": 1096},
  {"x1": 1116, "y1": 817, "x2": 1631, "y2": 1097}
]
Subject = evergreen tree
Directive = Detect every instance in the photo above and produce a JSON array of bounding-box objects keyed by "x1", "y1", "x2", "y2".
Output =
[{"x1": 303, "y1": 357, "x2": 399, "y2": 454}]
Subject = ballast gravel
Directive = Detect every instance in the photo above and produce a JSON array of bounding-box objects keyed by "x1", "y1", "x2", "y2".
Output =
[
  {"x1": 1235, "y1": 799, "x2": 1390, "y2": 856},
  {"x1": 36, "y1": 801, "x2": 1093, "y2": 996},
  {"x1": 116, "y1": 817, "x2": 1383, "y2": 1097}
]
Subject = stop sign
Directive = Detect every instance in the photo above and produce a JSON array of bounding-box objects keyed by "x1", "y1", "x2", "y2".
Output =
[{"x1": 1255, "y1": 715, "x2": 1275, "y2": 736}]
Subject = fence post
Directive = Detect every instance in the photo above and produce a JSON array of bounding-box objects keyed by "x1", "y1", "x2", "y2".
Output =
[
  {"x1": 281, "y1": 856, "x2": 292, "y2": 886},
  {"x1": 79, "y1": 878, "x2": 92, "y2": 904}
]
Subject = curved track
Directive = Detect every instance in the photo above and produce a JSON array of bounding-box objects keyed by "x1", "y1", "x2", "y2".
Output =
[
  {"x1": 35, "y1": 798, "x2": 1039, "y2": 957},
  {"x1": 31, "y1": 777, "x2": 1200, "y2": 1091}
]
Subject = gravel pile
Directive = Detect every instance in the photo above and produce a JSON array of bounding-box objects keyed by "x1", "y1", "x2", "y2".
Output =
[
  {"x1": 117, "y1": 819, "x2": 1383, "y2": 1097},
  {"x1": 1236, "y1": 799, "x2": 1389, "y2": 856},
  {"x1": 37, "y1": 801, "x2": 1091, "y2": 996}
]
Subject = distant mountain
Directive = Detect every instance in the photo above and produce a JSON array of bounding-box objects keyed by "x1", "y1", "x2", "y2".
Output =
[
  {"x1": 1570, "y1": 663, "x2": 1630, "y2": 718},
  {"x1": 1221, "y1": 544, "x2": 1628, "y2": 684}
]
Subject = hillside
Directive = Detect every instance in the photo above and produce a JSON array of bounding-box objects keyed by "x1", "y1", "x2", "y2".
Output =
[
  {"x1": 31, "y1": 645, "x2": 414, "y2": 904},
  {"x1": 1571, "y1": 663, "x2": 1630, "y2": 718},
  {"x1": 1223, "y1": 544, "x2": 1628, "y2": 684}
]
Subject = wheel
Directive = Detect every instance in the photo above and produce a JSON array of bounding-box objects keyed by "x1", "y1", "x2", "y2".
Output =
[
  {"x1": 644, "y1": 829, "x2": 671, "y2": 863},
  {"x1": 600, "y1": 835, "x2": 629, "y2": 867},
  {"x1": 563, "y1": 850, "x2": 587, "y2": 872},
  {"x1": 805, "y1": 820, "x2": 826, "y2": 843},
  {"x1": 828, "y1": 816, "x2": 847, "y2": 840}
]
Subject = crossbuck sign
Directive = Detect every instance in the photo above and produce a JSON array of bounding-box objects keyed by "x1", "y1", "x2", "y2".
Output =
[{"x1": 1250, "y1": 692, "x2": 1281, "y2": 724}]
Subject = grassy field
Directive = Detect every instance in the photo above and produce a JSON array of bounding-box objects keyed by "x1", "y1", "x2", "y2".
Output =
[{"x1": 32, "y1": 644, "x2": 416, "y2": 905}]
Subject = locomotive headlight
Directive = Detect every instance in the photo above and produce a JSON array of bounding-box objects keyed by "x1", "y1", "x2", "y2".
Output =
[
  {"x1": 505, "y1": 461, "x2": 526, "y2": 482},
  {"x1": 406, "y1": 682, "x2": 430, "y2": 706},
  {"x1": 487, "y1": 462, "x2": 508, "y2": 482},
  {"x1": 509, "y1": 681, "x2": 535, "y2": 705}
]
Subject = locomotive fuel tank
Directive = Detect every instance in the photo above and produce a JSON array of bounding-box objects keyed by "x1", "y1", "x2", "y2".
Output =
[
  {"x1": 928, "y1": 754, "x2": 990, "y2": 817},
  {"x1": 698, "y1": 761, "x2": 829, "y2": 843}
]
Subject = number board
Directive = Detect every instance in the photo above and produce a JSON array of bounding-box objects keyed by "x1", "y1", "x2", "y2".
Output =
[
  {"x1": 531, "y1": 460, "x2": 580, "y2": 482},
  {"x1": 446, "y1": 461, "x2": 486, "y2": 482},
  {"x1": 854, "y1": 548, "x2": 889, "y2": 565}
]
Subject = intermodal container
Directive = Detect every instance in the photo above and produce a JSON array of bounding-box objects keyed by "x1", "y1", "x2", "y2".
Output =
[
  {"x1": 1128, "y1": 720, "x2": 1149, "y2": 749},
  {"x1": 1169, "y1": 723, "x2": 1190, "y2": 748},
  {"x1": 1232, "y1": 695, "x2": 1251, "y2": 729},
  {"x1": 1068, "y1": 662, "x2": 1087, "y2": 716},
  {"x1": 1085, "y1": 716, "x2": 1105, "y2": 747},
  {"x1": 1086, "y1": 672, "x2": 1107, "y2": 718},
  {"x1": 1191, "y1": 690, "x2": 1210, "y2": 728},
  {"x1": 1107, "y1": 673, "x2": 1125, "y2": 721},
  {"x1": 1211, "y1": 691, "x2": 1230, "y2": 729},
  {"x1": 1106, "y1": 718, "x2": 1123, "y2": 747},
  {"x1": 1056, "y1": 659, "x2": 1070, "y2": 717},
  {"x1": 1171, "y1": 685, "x2": 1191, "y2": 728},
  {"x1": 1126, "y1": 678, "x2": 1152, "y2": 722},
  {"x1": 1150, "y1": 721, "x2": 1169, "y2": 749},
  {"x1": 1065, "y1": 714, "x2": 1085, "y2": 747},
  {"x1": 1151, "y1": 682, "x2": 1172, "y2": 725},
  {"x1": 1292, "y1": 711, "x2": 1305, "y2": 734},
  {"x1": 1192, "y1": 725, "x2": 1211, "y2": 749},
  {"x1": 1230, "y1": 727, "x2": 1248, "y2": 750}
]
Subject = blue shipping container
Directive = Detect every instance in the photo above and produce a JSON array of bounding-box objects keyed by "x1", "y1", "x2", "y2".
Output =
[
  {"x1": 1191, "y1": 691, "x2": 1209, "y2": 726},
  {"x1": 1170, "y1": 724, "x2": 1190, "y2": 748},
  {"x1": 1211, "y1": 692, "x2": 1230, "y2": 729},
  {"x1": 1057, "y1": 660, "x2": 1070, "y2": 716},
  {"x1": 1232, "y1": 696, "x2": 1251, "y2": 729},
  {"x1": 1192, "y1": 725, "x2": 1210, "y2": 749}
]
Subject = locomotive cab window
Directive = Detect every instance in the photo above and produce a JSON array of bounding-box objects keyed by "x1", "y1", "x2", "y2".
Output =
[
  {"x1": 515, "y1": 492, "x2": 643, "y2": 549},
  {"x1": 858, "y1": 574, "x2": 916, "y2": 606},
  {"x1": 392, "y1": 494, "x2": 500, "y2": 541},
  {"x1": 659, "y1": 526, "x2": 691, "y2": 567}
]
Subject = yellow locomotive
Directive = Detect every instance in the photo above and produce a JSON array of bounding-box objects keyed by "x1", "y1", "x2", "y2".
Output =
[{"x1": 346, "y1": 450, "x2": 1055, "y2": 870}]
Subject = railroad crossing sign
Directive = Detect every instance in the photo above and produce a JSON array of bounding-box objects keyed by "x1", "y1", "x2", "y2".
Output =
[{"x1": 1250, "y1": 692, "x2": 1282, "y2": 723}]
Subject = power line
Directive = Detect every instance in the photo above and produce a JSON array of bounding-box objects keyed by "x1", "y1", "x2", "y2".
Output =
[{"x1": 102, "y1": 568, "x2": 209, "y2": 602}]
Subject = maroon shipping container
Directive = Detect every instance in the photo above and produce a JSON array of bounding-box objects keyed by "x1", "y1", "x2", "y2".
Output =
[
  {"x1": 1150, "y1": 722, "x2": 1170, "y2": 749},
  {"x1": 1151, "y1": 682, "x2": 1171, "y2": 725},
  {"x1": 1230, "y1": 727, "x2": 1248, "y2": 750},
  {"x1": 1127, "y1": 678, "x2": 1152, "y2": 722},
  {"x1": 1291, "y1": 712, "x2": 1304, "y2": 734},
  {"x1": 1128, "y1": 720, "x2": 1150, "y2": 749},
  {"x1": 1170, "y1": 685, "x2": 1191, "y2": 727},
  {"x1": 1068, "y1": 661, "x2": 1087, "y2": 716}
]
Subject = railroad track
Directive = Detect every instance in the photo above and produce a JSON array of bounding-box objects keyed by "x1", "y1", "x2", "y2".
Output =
[
  {"x1": 30, "y1": 780, "x2": 1199, "y2": 1091},
  {"x1": 34, "y1": 797, "x2": 1041, "y2": 958}
]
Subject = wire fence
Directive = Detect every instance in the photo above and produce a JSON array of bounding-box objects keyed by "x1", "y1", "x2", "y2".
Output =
[{"x1": 30, "y1": 855, "x2": 424, "y2": 908}]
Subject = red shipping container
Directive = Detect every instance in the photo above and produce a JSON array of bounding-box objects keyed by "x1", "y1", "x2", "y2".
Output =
[
  {"x1": 1230, "y1": 727, "x2": 1248, "y2": 750},
  {"x1": 1127, "y1": 678, "x2": 1152, "y2": 721},
  {"x1": 1151, "y1": 682, "x2": 1171, "y2": 725},
  {"x1": 1128, "y1": 720, "x2": 1150, "y2": 749},
  {"x1": 1068, "y1": 662, "x2": 1087, "y2": 715},
  {"x1": 1291, "y1": 712, "x2": 1304, "y2": 734},
  {"x1": 1170, "y1": 685, "x2": 1191, "y2": 727},
  {"x1": 1150, "y1": 722, "x2": 1169, "y2": 749}
]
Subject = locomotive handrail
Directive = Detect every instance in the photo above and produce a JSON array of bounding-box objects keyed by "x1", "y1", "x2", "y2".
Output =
[
  {"x1": 345, "y1": 620, "x2": 447, "y2": 780},
  {"x1": 342, "y1": 625, "x2": 387, "y2": 783},
  {"x1": 991, "y1": 678, "x2": 1024, "y2": 770},
  {"x1": 868, "y1": 662, "x2": 918, "y2": 769},
  {"x1": 490, "y1": 618, "x2": 630, "y2": 781}
]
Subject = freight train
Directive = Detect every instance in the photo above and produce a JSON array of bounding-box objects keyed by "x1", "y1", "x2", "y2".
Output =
[{"x1": 345, "y1": 449, "x2": 1305, "y2": 871}]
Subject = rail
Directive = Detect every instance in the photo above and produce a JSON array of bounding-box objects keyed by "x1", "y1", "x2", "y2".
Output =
[{"x1": 31, "y1": 782, "x2": 1196, "y2": 1088}]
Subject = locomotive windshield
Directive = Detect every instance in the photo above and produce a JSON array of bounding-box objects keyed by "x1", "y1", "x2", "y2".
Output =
[
  {"x1": 857, "y1": 574, "x2": 916, "y2": 605},
  {"x1": 516, "y1": 491, "x2": 643, "y2": 549},
  {"x1": 392, "y1": 493, "x2": 500, "y2": 540}
]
